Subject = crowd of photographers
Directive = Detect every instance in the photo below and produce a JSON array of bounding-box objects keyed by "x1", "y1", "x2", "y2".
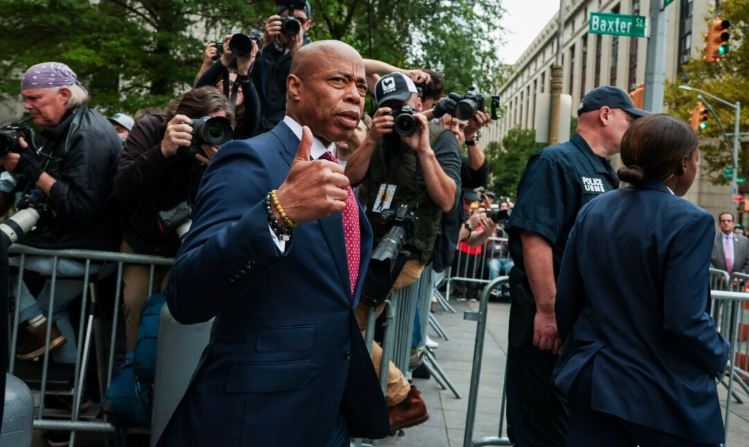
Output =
[{"x1": 0, "y1": 0, "x2": 509, "y2": 443}]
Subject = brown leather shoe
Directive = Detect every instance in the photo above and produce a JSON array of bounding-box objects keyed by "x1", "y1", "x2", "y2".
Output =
[
  {"x1": 16, "y1": 318, "x2": 66, "y2": 361},
  {"x1": 388, "y1": 385, "x2": 429, "y2": 433}
]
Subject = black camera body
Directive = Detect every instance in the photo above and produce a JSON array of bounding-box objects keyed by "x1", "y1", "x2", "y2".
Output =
[
  {"x1": 214, "y1": 31, "x2": 262, "y2": 59},
  {"x1": 433, "y1": 89, "x2": 500, "y2": 121},
  {"x1": 361, "y1": 204, "x2": 417, "y2": 306},
  {"x1": 0, "y1": 123, "x2": 33, "y2": 156},
  {"x1": 389, "y1": 106, "x2": 419, "y2": 137},
  {"x1": 157, "y1": 201, "x2": 192, "y2": 242},
  {"x1": 184, "y1": 116, "x2": 233, "y2": 155},
  {"x1": 281, "y1": 16, "x2": 301, "y2": 37},
  {"x1": 486, "y1": 207, "x2": 510, "y2": 224}
]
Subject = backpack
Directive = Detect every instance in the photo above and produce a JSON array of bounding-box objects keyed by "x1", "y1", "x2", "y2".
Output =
[{"x1": 102, "y1": 291, "x2": 166, "y2": 427}]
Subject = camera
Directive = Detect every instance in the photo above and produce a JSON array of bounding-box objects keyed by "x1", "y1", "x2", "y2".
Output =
[
  {"x1": 186, "y1": 116, "x2": 233, "y2": 155},
  {"x1": 281, "y1": 16, "x2": 301, "y2": 37},
  {"x1": 0, "y1": 192, "x2": 47, "y2": 247},
  {"x1": 390, "y1": 106, "x2": 419, "y2": 137},
  {"x1": 157, "y1": 201, "x2": 192, "y2": 242},
  {"x1": 0, "y1": 123, "x2": 34, "y2": 156},
  {"x1": 213, "y1": 31, "x2": 262, "y2": 59},
  {"x1": 485, "y1": 206, "x2": 509, "y2": 224},
  {"x1": 360, "y1": 205, "x2": 416, "y2": 306},
  {"x1": 433, "y1": 89, "x2": 500, "y2": 121}
]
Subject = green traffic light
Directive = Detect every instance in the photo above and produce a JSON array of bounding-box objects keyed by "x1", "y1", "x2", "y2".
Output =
[
  {"x1": 719, "y1": 44, "x2": 730, "y2": 56},
  {"x1": 700, "y1": 122, "x2": 708, "y2": 130}
]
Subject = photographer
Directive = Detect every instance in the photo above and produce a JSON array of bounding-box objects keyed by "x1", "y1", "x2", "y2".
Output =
[
  {"x1": 251, "y1": 0, "x2": 313, "y2": 133},
  {"x1": 0, "y1": 62, "x2": 121, "y2": 366},
  {"x1": 195, "y1": 33, "x2": 261, "y2": 139},
  {"x1": 345, "y1": 72, "x2": 461, "y2": 432},
  {"x1": 110, "y1": 86, "x2": 233, "y2": 355}
]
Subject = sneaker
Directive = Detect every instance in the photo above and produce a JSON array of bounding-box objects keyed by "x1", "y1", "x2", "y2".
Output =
[
  {"x1": 425, "y1": 335, "x2": 439, "y2": 350},
  {"x1": 16, "y1": 317, "x2": 66, "y2": 361},
  {"x1": 411, "y1": 363, "x2": 431, "y2": 379}
]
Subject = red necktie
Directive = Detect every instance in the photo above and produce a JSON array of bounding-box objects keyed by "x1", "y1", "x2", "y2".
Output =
[{"x1": 320, "y1": 151, "x2": 360, "y2": 293}]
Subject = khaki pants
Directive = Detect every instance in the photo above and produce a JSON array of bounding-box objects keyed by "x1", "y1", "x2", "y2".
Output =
[
  {"x1": 121, "y1": 241, "x2": 170, "y2": 352},
  {"x1": 354, "y1": 259, "x2": 424, "y2": 406}
]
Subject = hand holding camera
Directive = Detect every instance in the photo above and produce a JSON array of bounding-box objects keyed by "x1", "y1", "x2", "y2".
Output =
[{"x1": 161, "y1": 114, "x2": 195, "y2": 158}]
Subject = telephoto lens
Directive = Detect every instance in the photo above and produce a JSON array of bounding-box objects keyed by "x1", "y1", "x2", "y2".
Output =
[
  {"x1": 0, "y1": 207, "x2": 40, "y2": 247},
  {"x1": 281, "y1": 16, "x2": 301, "y2": 36}
]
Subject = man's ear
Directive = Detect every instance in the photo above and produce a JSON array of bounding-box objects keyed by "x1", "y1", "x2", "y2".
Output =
[{"x1": 287, "y1": 74, "x2": 302, "y2": 102}]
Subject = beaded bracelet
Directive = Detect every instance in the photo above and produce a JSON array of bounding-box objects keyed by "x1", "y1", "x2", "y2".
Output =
[
  {"x1": 264, "y1": 192, "x2": 292, "y2": 241},
  {"x1": 270, "y1": 189, "x2": 295, "y2": 228}
]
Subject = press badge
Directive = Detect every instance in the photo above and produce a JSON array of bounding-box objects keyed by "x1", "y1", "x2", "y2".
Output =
[{"x1": 372, "y1": 184, "x2": 397, "y2": 213}]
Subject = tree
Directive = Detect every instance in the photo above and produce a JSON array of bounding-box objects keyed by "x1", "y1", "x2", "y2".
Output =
[
  {"x1": 0, "y1": 0, "x2": 505, "y2": 116},
  {"x1": 665, "y1": 0, "x2": 749, "y2": 186},
  {"x1": 485, "y1": 127, "x2": 544, "y2": 200}
]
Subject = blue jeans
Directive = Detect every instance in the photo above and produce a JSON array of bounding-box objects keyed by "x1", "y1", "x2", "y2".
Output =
[{"x1": 12, "y1": 256, "x2": 103, "y2": 364}]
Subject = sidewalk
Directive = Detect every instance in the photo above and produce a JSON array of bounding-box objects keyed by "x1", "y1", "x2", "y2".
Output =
[{"x1": 378, "y1": 299, "x2": 749, "y2": 447}]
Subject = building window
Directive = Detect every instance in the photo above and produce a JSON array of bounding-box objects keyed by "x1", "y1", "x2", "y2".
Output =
[
  {"x1": 569, "y1": 44, "x2": 575, "y2": 99},
  {"x1": 581, "y1": 35, "x2": 588, "y2": 100}
]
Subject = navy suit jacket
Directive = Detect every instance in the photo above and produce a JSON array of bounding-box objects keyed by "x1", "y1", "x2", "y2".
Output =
[
  {"x1": 158, "y1": 122, "x2": 388, "y2": 446},
  {"x1": 554, "y1": 180, "x2": 729, "y2": 445}
]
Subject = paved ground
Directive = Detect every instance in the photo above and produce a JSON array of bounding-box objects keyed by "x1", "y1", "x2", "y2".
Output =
[
  {"x1": 31, "y1": 297, "x2": 749, "y2": 446},
  {"x1": 375, "y1": 298, "x2": 749, "y2": 447}
]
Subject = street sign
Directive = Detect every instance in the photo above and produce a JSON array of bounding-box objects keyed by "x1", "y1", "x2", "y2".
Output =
[
  {"x1": 664, "y1": 0, "x2": 674, "y2": 8},
  {"x1": 733, "y1": 194, "x2": 744, "y2": 203},
  {"x1": 724, "y1": 167, "x2": 734, "y2": 180},
  {"x1": 738, "y1": 176, "x2": 747, "y2": 185},
  {"x1": 589, "y1": 12, "x2": 648, "y2": 38}
]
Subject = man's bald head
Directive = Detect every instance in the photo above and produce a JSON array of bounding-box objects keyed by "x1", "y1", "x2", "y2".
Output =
[
  {"x1": 286, "y1": 40, "x2": 367, "y2": 146},
  {"x1": 291, "y1": 40, "x2": 362, "y2": 80}
]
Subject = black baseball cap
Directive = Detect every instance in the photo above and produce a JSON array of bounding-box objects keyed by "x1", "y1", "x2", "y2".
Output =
[
  {"x1": 276, "y1": 0, "x2": 311, "y2": 17},
  {"x1": 374, "y1": 73, "x2": 418, "y2": 107},
  {"x1": 577, "y1": 86, "x2": 649, "y2": 118}
]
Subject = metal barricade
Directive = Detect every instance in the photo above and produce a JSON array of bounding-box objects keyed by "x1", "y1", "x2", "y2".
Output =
[
  {"x1": 6, "y1": 244, "x2": 173, "y2": 446},
  {"x1": 462, "y1": 277, "x2": 511, "y2": 447},
  {"x1": 445, "y1": 237, "x2": 511, "y2": 302},
  {"x1": 711, "y1": 288, "x2": 749, "y2": 444}
]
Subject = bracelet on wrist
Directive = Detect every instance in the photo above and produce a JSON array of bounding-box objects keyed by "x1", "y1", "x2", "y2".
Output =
[
  {"x1": 270, "y1": 189, "x2": 295, "y2": 228},
  {"x1": 463, "y1": 221, "x2": 472, "y2": 232},
  {"x1": 265, "y1": 192, "x2": 292, "y2": 241},
  {"x1": 465, "y1": 139, "x2": 477, "y2": 147}
]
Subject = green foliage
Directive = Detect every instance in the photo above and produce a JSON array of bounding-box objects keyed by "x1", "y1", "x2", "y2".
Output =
[
  {"x1": 0, "y1": 0, "x2": 505, "y2": 116},
  {"x1": 665, "y1": 0, "x2": 749, "y2": 185},
  {"x1": 485, "y1": 128, "x2": 544, "y2": 200}
]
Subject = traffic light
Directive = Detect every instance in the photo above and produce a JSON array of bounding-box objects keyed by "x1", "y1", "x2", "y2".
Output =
[
  {"x1": 689, "y1": 101, "x2": 709, "y2": 132},
  {"x1": 629, "y1": 83, "x2": 644, "y2": 108},
  {"x1": 704, "y1": 17, "x2": 730, "y2": 63},
  {"x1": 698, "y1": 102, "x2": 708, "y2": 130}
]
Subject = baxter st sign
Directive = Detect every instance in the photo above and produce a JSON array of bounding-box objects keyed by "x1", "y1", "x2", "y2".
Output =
[{"x1": 589, "y1": 12, "x2": 648, "y2": 38}]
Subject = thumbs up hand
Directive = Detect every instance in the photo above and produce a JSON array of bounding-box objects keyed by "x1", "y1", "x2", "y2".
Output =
[{"x1": 274, "y1": 126, "x2": 350, "y2": 224}]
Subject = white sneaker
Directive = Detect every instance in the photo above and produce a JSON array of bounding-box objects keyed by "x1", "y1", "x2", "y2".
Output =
[{"x1": 425, "y1": 335, "x2": 439, "y2": 349}]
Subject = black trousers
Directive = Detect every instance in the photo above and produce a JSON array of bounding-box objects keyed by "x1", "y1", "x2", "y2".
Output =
[{"x1": 506, "y1": 269, "x2": 568, "y2": 447}]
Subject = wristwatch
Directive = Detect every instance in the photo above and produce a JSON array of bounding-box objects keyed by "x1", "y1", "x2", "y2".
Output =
[
  {"x1": 463, "y1": 222, "x2": 472, "y2": 232},
  {"x1": 465, "y1": 139, "x2": 477, "y2": 146}
]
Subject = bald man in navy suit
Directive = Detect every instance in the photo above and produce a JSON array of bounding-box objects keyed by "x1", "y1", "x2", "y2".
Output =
[{"x1": 158, "y1": 41, "x2": 388, "y2": 446}]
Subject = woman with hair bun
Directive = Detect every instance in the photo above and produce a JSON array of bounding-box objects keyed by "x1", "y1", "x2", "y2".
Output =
[{"x1": 553, "y1": 113, "x2": 729, "y2": 447}]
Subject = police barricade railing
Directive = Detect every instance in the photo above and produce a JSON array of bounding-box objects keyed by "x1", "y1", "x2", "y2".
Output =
[
  {"x1": 710, "y1": 288, "x2": 749, "y2": 440},
  {"x1": 445, "y1": 237, "x2": 511, "y2": 302},
  {"x1": 462, "y1": 276, "x2": 511, "y2": 447},
  {"x1": 6, "y1": 243, "x2": 173, "y2": 444}
]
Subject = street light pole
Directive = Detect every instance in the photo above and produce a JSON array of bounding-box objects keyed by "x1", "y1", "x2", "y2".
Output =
[{"x1": 679, "y1": 85, "x2": 741, "y2": 210}]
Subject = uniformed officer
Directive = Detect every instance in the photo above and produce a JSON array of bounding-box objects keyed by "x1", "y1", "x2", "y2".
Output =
[{"x1": 504, "y1": 86, "x2": 648, "y2": 447}]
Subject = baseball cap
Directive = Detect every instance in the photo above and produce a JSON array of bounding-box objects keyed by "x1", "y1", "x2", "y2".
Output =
[
  {"x1": 276, "y1": 0, "x2": 311, "y2": 18},
  {"x1": 462, "y1": 188, "x2": 480, "y2": 203},
  {"x1": 576, "y1": 86, "x2": 649, "y2": 118},
  {"x1": 374, "y1": 73, "x2": 418, "y2": 107},
  {"x1": 108, "y1": 113, "x2": 134, "y2": 132}
]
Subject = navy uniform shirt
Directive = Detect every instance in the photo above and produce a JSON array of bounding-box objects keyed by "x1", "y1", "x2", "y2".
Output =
[{"x1": 506, "y1": 133, "x2": 619, "y2": 279}]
